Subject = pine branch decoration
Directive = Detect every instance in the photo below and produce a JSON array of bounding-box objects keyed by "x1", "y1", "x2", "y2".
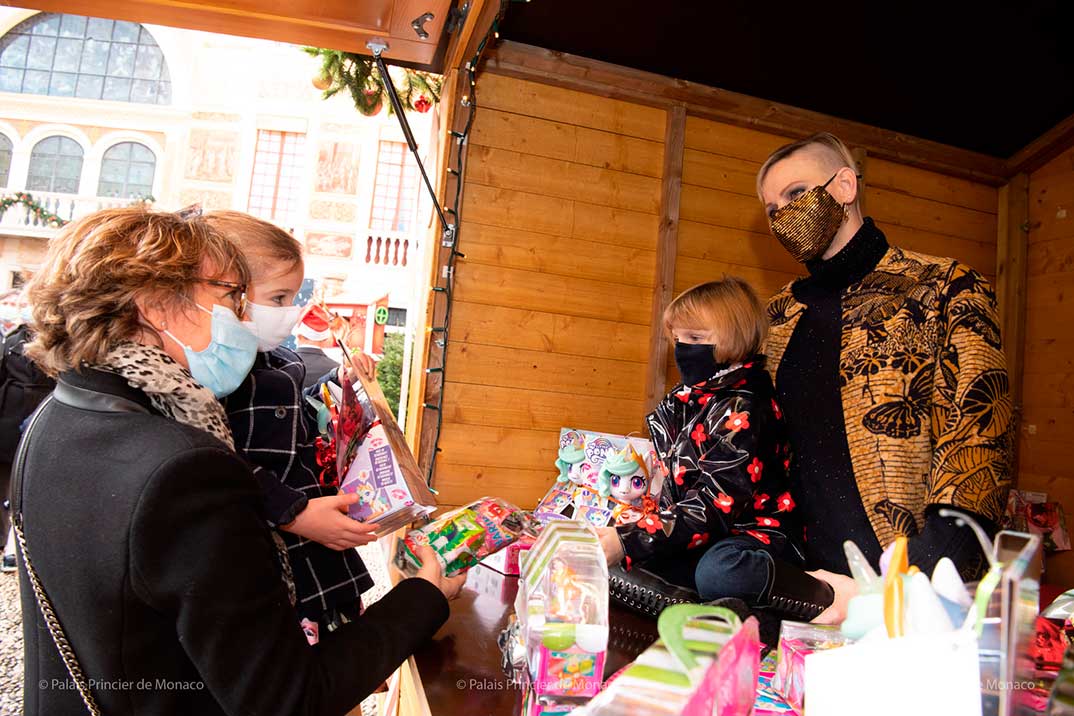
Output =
[{"x1": 303, "y1": 47, "x2": 442, "y2": 116}]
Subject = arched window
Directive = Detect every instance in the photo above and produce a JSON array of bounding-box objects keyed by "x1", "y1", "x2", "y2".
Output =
[
  {"x1": 0, "y1": 133, "x2": 11, "y2": 187},
  {"x1": 0, "y1": 13, "x2": 171, "y2": 104},
  {"x1": 98, "y1": 141, "x2": 155, "y2": 198},
  {"x1": 27, "y1": 136, "x2": 83, "y2": 194}
]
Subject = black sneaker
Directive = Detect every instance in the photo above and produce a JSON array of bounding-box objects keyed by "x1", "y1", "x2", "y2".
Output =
[{"x1": 1, "y1": 553, "x2": 16, "y2": 573}]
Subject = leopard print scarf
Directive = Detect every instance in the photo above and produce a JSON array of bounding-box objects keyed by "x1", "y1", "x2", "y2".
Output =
[
  {"x1": 97, "y1": 341, "x2": 235, "y2": 448},
  {"x1": 96, "y1": 342, "x2": 297, "y2": 605}
]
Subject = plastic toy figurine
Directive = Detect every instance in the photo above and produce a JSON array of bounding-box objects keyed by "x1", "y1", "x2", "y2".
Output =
[{"x1": 555, "y1": 432, "x2": 587, "y2": 483}]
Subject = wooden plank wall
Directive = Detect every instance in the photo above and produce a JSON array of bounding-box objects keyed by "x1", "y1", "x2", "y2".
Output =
[
  {"x1": 1019, "y1": 143, "x2": 1074, "y2": 585},
  {"x1": 434, "y1": 73, "x2": 665, "y2": 509},
  {"x1": 433, "y1": 71, "x2": 1005, "y2": 515}
]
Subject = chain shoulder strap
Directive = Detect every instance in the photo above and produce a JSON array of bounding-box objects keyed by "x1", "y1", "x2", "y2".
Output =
[{"x1": 12, "y1": 398, "x2": 103, "y2": 716}]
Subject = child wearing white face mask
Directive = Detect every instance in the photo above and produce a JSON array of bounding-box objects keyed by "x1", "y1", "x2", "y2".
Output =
[{"x1": 205, "y1": 211, "x2": 377, "y2": 637}]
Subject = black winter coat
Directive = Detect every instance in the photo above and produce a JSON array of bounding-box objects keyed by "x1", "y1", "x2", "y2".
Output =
[
  {"x1": 15, "y1": 368, "x2": 447, "y2": 716},
  {"x1": 618, "y1": 358, "x2": 801, "y2": 565}
]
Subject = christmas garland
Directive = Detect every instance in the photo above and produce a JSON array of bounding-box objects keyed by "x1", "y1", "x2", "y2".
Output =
[
  {"x1": 303, "y1": 47, "x2": 442, "y2": 116},
  {"x1": 0, "y1": 192, "x2": 68, "y2": 227}
]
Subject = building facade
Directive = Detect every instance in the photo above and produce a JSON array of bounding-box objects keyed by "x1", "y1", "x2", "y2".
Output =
[{"x1": 0, "y1": 7, "x2": 434, "y2": 317}]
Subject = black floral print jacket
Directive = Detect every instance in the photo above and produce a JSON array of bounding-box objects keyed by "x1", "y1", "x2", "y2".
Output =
[{"x1": 617, "y1": 358, "x2": 800, "y2": 566}]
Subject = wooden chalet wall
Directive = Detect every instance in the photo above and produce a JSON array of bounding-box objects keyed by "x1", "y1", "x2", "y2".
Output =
[
  {"x1": 430, "y1": 64, "x2": 1003, "y2": 514},
  {"x1": 1019, "y1": 143, "x2": 1074, "y2": 584},
  {"x1": 433, "y1": 73, "x2": 664, "y2": 508}
]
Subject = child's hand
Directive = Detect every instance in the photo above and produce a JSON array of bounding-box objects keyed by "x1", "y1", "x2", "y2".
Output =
[
  {"x1": 281, "y1": 493, "x2": 378, "y2": 550},
  {"x1": 807, "y1": 568, "x2": 859, "y2": 625},
  {"x1": 597, "y1": 526, "x2": 625, "y2": 565},
  {"x1": 336, "y1": 352, "x2": 378, "y2": 385}
]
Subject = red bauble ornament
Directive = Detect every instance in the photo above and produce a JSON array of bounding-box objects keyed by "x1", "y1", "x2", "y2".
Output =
[{"x1": 414, "y1": 95, "x2": 432, "y2": 113}]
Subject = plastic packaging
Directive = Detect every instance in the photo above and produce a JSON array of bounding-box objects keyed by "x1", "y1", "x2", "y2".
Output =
[{"x1": 396, "y1": 496, "x2": 531, "y2": 577}]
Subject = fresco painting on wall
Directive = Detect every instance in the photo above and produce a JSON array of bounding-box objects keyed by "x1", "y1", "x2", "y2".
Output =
[
  {"x1": 316, "y1": 141, "x2": 360, "y2": 194},
  {"x1": 185, "y1": 129, "x2": 238, "y2": 182},
  {"x1": 306, "y1": 232, "x2": 354, "y2": 258}
]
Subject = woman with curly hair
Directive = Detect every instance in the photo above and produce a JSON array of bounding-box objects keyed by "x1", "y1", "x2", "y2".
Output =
[{"x1": 13, "y1": 207, "x2": 461, "y2": 716}]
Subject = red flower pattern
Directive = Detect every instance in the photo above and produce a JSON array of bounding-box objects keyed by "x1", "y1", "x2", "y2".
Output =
[
  {"x1": 713, "y1": 493, "x2": 734, "y2": 514},
  {"x1": 776, "y1": 492, "x2": 796, "y2": 512},
  {"x1": 638, "y1": 514, "x2": 662, "y2": 534},
  {"x1": 688, "y1": 533, "x2": 710, "y2": 550},
  {"x1": 675, "y1": 387, "x2": 691, "y2": 403},
  {"x1": 690, "y1": 423, "x2": 708, "y2": 448},
  {"x1": 746, "y1": 530, "x2": 771, "y2": 545},
  {"x1": 753, "y1": 492, "x2": 769, "y2": 510},
  {"x1": 673, "y1": 465, "x2": 687, "y2": 486},
  {"x1": 698, "y1": 393, "x2": 714, "y2": 407},
  {"x1": 724, "y1": 411, "x2": 750, "y2": 433},
  {"x1": 758, "y1": 516, "x2": 781, "y2": 528},
  {"x1": 772, "y1": 399, "x2": 783, "y2": 420},
  {"x1": 747, "y1": 457, "x2": 764, "y2": 483}
]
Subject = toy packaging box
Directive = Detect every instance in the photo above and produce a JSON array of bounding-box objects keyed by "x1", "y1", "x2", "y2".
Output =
[
  {"x1": 571, "y1": 604, "x2": 760, "y2": 716},
  {"x1": 336, "y1": 371, "x2": 437, "y2": 535},
  {"x1": 503, "y1": 521, "x2": 610, "y2": 712},
  {"x1": 535, "y1": 429, "x2": 663, "y2": 529},
  {"x1": 395, "y1": 497, "x2": 532, "y2": 577},
  {"x1": 769, "y1": 621, "x2": 849, "y2": 714}
]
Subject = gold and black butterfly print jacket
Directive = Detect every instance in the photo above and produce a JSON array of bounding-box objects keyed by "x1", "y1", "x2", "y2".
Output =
[{"x1": 765, "y1": 245, "x2": 1014, "y2": 551}]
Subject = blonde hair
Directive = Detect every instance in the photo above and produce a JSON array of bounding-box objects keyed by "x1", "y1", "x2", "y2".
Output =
[
  {"x1": 203, "y1": 211, "x2": 302, "y2": 280},
  {"x1": 664, "y1": 277, "x2": 768, "y2": 364},
  {"x1": 26, "y1": 207, "x2": 249, "y2": 376},
  {"x1": 756, "y1": 132, "x2": 861, "y2": 208}
]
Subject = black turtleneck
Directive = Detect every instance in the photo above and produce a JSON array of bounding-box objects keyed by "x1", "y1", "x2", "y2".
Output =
[
  {"x1": 776, "y1": 219, "x2": 992, "y2": 578},
  {"x1": 776, "y1": 219, "x2": 888, "y2": 573}
]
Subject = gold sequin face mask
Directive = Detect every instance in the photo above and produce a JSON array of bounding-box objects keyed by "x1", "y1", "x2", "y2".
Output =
[{"x1": 768, "y1": 173, "x2": 847, "y2": 263}]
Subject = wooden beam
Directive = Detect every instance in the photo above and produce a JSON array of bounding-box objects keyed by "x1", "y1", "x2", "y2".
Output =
[
  {"x1": 996, "y1": 171, "x2": 1029, "y2": 476},
  {"x1": 485, "y1": 42, "x2": 1009, "y2": 187},
  {"x1": 14, "y1": 0, "x2": 448, "y2": 66},
  {"x1": 645, "y1": 105, "x2": 686, "y2": 413},
  {"x1": 442, "y1": 0, "x2": 490, "y2": 73},
  {"x1": 408, "y1": 4, "x2": 503, "y2": 476},
  {"x1": 1006, "y1": 111, "x2": 1074, "y2": 176}
]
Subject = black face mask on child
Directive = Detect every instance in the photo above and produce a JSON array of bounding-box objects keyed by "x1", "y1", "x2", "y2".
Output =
[{"x1": 674, "y1": 342, "x2": 724, "y2": 387}]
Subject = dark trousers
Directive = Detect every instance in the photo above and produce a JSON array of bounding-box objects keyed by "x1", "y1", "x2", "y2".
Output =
[
  {"x1": 694, "y1": 535, "x2": 780, "y2": 603},
  {"x1": 643, "y1": 534, "x2": 780, "y2": 605}
]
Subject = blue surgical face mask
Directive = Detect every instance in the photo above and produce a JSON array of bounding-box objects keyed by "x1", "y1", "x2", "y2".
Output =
[{"x1": 162, "y1": 302, "x2": 258, "y2": 398}]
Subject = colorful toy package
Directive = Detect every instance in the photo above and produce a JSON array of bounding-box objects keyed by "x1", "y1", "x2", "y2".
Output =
[
  {"x1": 336, "y1": 370, "x2": 437, "y2": 535},
  {"x1": 395, "y1": 497, "x2": 532, "y2": 577},
  {"x1": 572, "y1": 604, "x2": 760, "y2": 716},
  {"x1": 769, "y1": 621, "x2": 850, "y2": 714},
  {"x1": 502, "y1": 521, "x2": 609, "y2": 707},
  {"x1": 535, "y1": 429, "x2": 661, "y2": 528}
]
